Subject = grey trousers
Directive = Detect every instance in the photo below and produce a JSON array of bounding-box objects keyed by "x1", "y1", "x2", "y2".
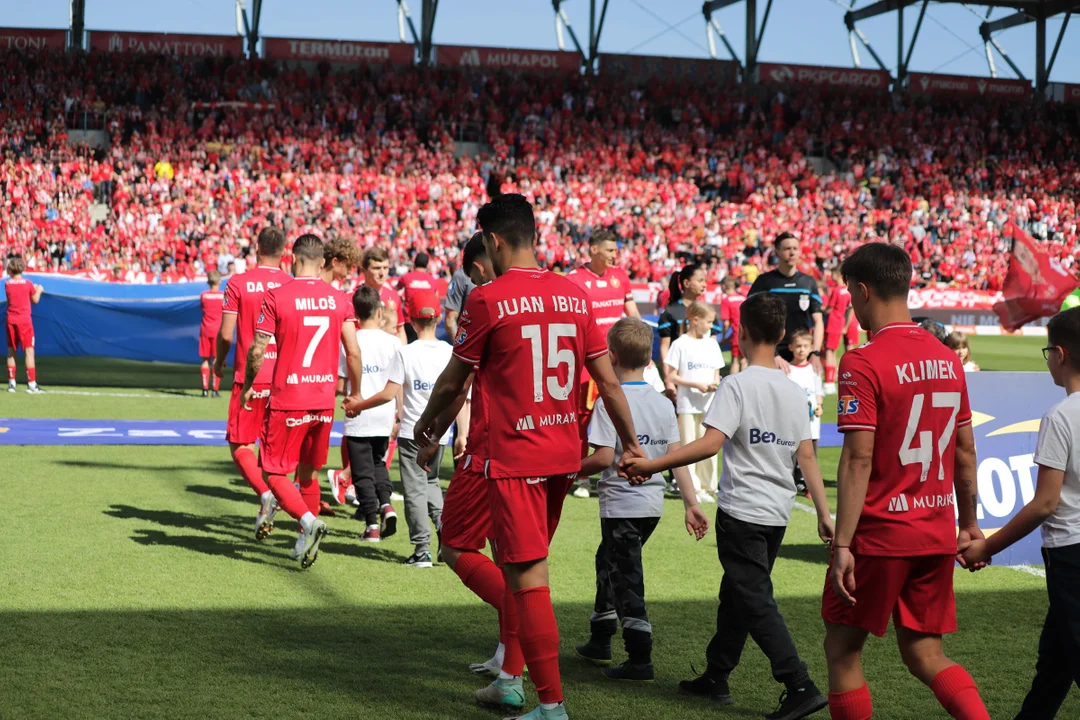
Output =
[{"x1": 396, "y1": 437, "x2": 445, "y2": 553}]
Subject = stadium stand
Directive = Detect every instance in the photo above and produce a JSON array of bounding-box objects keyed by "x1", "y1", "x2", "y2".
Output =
[{"x1": 0, "y1": 49, "x2": 1077, "y2": 294}]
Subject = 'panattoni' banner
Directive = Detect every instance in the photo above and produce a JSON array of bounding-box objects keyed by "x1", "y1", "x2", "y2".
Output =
[{"x1": 89, "y1": 31, "x2": 244, "y2": 57}]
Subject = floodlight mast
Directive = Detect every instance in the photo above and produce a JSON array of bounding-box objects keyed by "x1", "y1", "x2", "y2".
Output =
[
  {"x1": 702, "y1": 0, "x2": 774, "y2": 82},
  {"x1": 69, "y1": 0, "x2": 86, "y2": 50}
]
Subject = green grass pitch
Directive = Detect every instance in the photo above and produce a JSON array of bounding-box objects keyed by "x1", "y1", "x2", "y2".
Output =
[{"x1": 2, "y1": 335, "x2": 1072, "y2": 719}]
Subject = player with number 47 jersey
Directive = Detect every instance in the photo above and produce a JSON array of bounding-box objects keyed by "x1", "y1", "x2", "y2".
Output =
[{"x1": 822, "y1": 243, "x2": 990, "y2": 720}]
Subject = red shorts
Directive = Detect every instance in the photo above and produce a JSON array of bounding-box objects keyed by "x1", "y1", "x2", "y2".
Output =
[
  {"x1": 730, "y1": 332, "x2": 741, "y2": 358},
  {"x1": 846, "y1": 323, "x2": 861, "y2": 347},
  {"x1": 440, "y1": 457, "x2": 492, "y2": 552},
  {"x1": 198, "y1": 333, "x2": 216, "y2": 359},
  {"x1": 259, "y1": 408, "x2": 334, "y2": 476},
  {"x1": 825, "y1": 330, "x2": 843, "y2": 351},
  {"x1": 821, "y1": 553, "x2": 957, "y2": 638},
  {"x1": 487, "y1": 473, "x2": 577, "y2": 565},
  {"x1": 6, "y1": 322, "x2": 33, "y2": 351},
  {"x1": 226, "y1": 382, "x2": 270, "y2": 445}
]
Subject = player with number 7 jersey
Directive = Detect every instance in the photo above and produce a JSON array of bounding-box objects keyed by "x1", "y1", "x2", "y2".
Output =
[{"x1": 248, "y1": 235, "x2": 362, "y2": 569}]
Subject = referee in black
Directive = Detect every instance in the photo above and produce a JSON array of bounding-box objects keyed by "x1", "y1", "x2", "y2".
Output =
[{"x1": 748, "y1": 232, "x2": 825, "y2": 375}]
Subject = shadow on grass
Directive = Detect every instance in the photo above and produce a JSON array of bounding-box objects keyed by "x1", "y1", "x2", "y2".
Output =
[
  {"x1": 0, "y1": 589, "x2": 1063, "y2": 720},
  {"x1": 35, "y1": 356, "x2": 207, "y2": 390},
  {"x1": 776, "y1": 543, "x2": 832, "y2": 566}
]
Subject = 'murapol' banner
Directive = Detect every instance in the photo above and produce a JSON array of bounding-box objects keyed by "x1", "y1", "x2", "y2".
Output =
[{"x1": 966, "y1": 372, "x2": 1058, "y2": 566}]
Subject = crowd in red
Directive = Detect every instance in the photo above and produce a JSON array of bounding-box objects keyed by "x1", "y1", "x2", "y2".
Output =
[{"x1": 0, "y1": 49, "x2": 1077, "y2": 290}]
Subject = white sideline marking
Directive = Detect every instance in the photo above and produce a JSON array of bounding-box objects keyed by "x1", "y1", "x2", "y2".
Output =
[
  {"x1": 792, "y1": 500, "x2": 1046, "y2": 578},
  {"x1": 38, "y1": 390, "x2": 196, "y2": 400}
]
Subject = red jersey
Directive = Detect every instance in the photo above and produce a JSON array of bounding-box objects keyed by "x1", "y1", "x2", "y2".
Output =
[
  {"x1": 398, "y1": 270, "x2": 438, "y2": 322},
  {"x1": 826, "y1": 286, "x2": 852, "y2": 334},
  {"x1": 199, "y1": 289, "x2": 225, "y2": 337},
  {"x1": 4, "y1": 277, "x2": 34, "y2": 323},
  {"x1": 222, "y1": 266, "x2": 290, "y2": 385},
  {"x1": 379, "y1": 283, "x2": 405, "y2": 328},
  {"x1": 255, "y1": 277, "x2": 356, "y2": 411},
  {"x1": 454, "y1": 268, "x2": 607, "y2": 479},
  {"x1": 836, "y1": 323, "x2": 972, "y2": 557},
  {"x1": 720, "y1": 293, "x2": 745, "y2": 331},
  {"x1": 463, "y1": 371, "x2": 487, "y2": 458},
  {"x1": 566, "y1": 265, "x2": 632, "y2": 382}
]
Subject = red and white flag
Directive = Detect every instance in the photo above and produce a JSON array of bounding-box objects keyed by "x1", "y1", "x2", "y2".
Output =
[{"x1": 992, "y1": 222, "x2": 1078, "y2": 330}]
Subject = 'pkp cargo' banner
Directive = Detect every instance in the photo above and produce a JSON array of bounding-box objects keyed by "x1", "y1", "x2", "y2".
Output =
[
  {"x1": 908, "y1": 72, "x2": 1030, "y2": 99},
  {"x1": 600, "y1": 53, "x2": 736, "y2": 81},
  {"x1": 264, "y1": 37, "x2": 413, "y2": 65},
  {"x1": 757, "y1": 62, "x2": 890, "y2": 89},
  {"x1": 89, "y1": 31, "x2": 244, "y2": 57},
  {"x1": 437, "y1": 45, "x2": 580, "y2": 72},
  {"x1": 0, "y1": 27, "x2": 66, "y2": 51},
  {"x1": 964, "y1": 372, "x2": 1057, "y2": 567}
]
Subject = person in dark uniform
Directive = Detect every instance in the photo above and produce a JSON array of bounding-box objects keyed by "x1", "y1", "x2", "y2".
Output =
[{"x1": 748, "y1": 232, "x2": 824, "y2": 375}]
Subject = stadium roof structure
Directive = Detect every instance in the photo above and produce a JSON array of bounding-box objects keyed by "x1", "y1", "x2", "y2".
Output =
[
  {"x1": 701, "y1": 0, "x2": 1078, "y2": 90},
  {"x1": 60, "y1": 0, "x2": 1076, "y2": 91}
]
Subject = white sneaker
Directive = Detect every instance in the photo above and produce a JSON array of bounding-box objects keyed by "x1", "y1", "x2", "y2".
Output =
[
  {"x1": 327, "y1": 469, "x2": 341, "y2": 504},
  {"x1": 7, "y1": 381, "x2": 16, "y2": 393},
  {"x1": 298, "y1": 518, "x2": 329, "y2": 569},
  {"x1": 696, "y1": 492, "x2": 716, "y2": 504},
  {"x1": 26, "y1": 385, "x2": 43, "y2": 394},
  {"x1": 572, "y1": 484, "x2": 590, "y2": 499},
  {"x1": 824, "y1": 382, "x2": 837, "y2": 395},
  {"x1": 254, "y1": 493, "x2": 278, "y2": 541},
  {"x1": 470, "y1": 654, "x2": 502, "y2": 677},
  {"x1": 390, "y1": 491, "x2": 404, "y2": 502},
  {"x1": 345, "y1": 484, "x2": 359, "y2": 506}
]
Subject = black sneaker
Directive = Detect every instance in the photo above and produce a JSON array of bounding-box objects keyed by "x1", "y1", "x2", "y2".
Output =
[
  {"x1": 403, "y1": 551, "x2": 433, "y2": 568},
  {"x1": 574, "y1": 642, "x2": 613, "y2": 666},
  {"x1": 201, "y1": 389, "x2": 209, "y2": 398},
  {"x1": 211, "y1": 390, "x2": 221, "y2": 398},
  {"x1": 765, "y1": 682, "x2": 828, "y2": 720},
  {"x1": 678, "y1": 670, "x2": 733, "y2": 705},
  {"x1": 603, "y1": 661, "x2": 654, "y2": 683}
]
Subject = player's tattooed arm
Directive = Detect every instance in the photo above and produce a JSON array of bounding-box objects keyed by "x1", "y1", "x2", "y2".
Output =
[
  {"x1": 215, "y1": 313, "x2": 237, "y2": 378},
  {"x1": 243, "y1": 333, "x2": 269, "y2": 392}
]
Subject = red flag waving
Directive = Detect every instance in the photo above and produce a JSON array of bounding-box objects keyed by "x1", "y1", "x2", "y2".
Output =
[{"x1": 993, "y1": 222, "x2": 1079, "y2": 331}]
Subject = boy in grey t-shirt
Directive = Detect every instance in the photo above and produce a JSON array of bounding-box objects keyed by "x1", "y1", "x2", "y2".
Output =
[
  {"x1": 961, "y1": 307, "x2": 1080, "y2": 718},
  {"x1": 575, "y1": 318, "x2": 710, "y2": 683},
  {"x1": 623, "y1": 293, "x2": 834, "y2": 720}
]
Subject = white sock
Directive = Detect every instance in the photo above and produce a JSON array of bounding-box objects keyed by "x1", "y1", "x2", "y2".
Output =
[
  {"x1": 494, "y1": 642, "x2": 505, "y2": 665},
  {"x1": 299, "y1": 512, "x2": 316, "y2": 535},
  {"x1": 540, "y1": 702, "x2": 562, "y2": 710},
  {"x1": 28, "y1": 381, "x2": 37, "y2": 388},
  {"x1": 260, "y1": 490, "x2": 274, "y2": 503},
  {"x1": 498, "y1": 669, "x2": 520, "y2": 680}
]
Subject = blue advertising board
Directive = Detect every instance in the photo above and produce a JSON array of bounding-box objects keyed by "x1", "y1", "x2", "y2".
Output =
[{"x1": 967, "y1": 371, "x2": 1060, "y2": 567}]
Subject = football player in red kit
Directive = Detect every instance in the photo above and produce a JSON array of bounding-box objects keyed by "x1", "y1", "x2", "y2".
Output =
[
  {"x1": 719, "y1": 275, "x2": 746, "y2": 374},
  {"x1": 416, "y1": 195, "x2": 645, "y2": 720},
  {"x1": 199, "y1": 270, "x2": 225, "y2": 398},
  {"x1": 244, "y1": 234, "x2": 363, "y2": 569},
  {"x1": 566, "y1": 229, "x2": 639, "y2": 498},
  {"x1": 214, "y1": 227, "x2": 290, "y2": 538},
  {"x1": 823, "y1": 268, "x2": 854, "y2": 394},
  {"x1": 822, "y1": 243, "x2": 990, "y2": 720},
  {"x1": 4, "y1": 256, "x2": 44, "y2": 393}
]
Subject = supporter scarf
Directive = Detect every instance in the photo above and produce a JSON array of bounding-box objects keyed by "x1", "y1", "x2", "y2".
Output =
[{"x1": 992, "y1": 222, "x2": 1079, "y2": 331}]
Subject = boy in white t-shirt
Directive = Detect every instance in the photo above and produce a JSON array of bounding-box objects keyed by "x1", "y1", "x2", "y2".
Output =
[
  {"x1": 351, "y1": 291, "x2": 463, "y2": 567},
  {"x1": 663, "y1": 300, "x2": 725, "y2": 504},
  {"x1": 960, "y1": 307, "x2": 1080, "y2": 718},
  {"x1": 786, "y1": 329, "x2": 824, "y2": 498},
  {"x1": 575, "y1": 318, "x2": 710, "y2": 683},
  {"x1": 623, "y1": 293, "x2": 833, "y2": 718},
  {"x1": 341, "y1": 285, "x2": 402, "y2": 543}
]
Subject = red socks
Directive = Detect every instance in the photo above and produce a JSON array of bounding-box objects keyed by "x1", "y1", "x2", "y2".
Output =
[
  {"x1": 267, "y1": 473, "x2": 311, "y2": 521},
  {"x1": 825, "y1": 365, "x2": 837, "y2": 384},
  {"x1": 298, "y1": 474, "x2": 321, "y2": 516},
  {"x1": 201, "y1": 367, "x2": 210, "y2": 390},
  {"x1": 232, "y1": 447, "x2": 269, "y2": 496},
  {"x1": 931, "y1": 665, "x2": 990, "y2": 720},
  {"x1": 212, "y1": 373, "x2": 220, "y2": 391},
  {"x1": 27, "y1": 367, "x2": 35, "y2": 384},
  {"x1": 385, "y1": 440, "x2": 397, "y2": 470},
  {"x1": 501, "y1": 584, "x2": 525, "y2": 676},
  {"x1": 454, "y1": 551, "x2": 506, "y2": 610},
  {"x1": 829, "y1": 684, "x2": 873, "y2": 720},
  {"x1": 514, "y1": 586, "x2": 562, "y2": 704},
  {"x1": 6, "y1": 365, "x2": 14, "y2": 381}
]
